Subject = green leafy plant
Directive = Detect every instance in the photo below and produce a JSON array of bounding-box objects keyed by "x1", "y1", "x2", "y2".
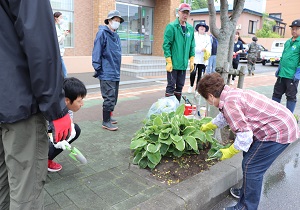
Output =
[{"x1": 130, "y1": 104, "x2": 226, "y2": 169}]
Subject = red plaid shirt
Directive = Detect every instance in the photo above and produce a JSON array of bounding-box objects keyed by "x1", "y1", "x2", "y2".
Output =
[{"x1": 217, "y1": 85, "x2": 299, "y2": 144}]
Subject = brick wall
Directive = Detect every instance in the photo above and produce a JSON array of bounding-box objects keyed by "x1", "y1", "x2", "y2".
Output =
[
  {"x1": 153, "y1": 0, "x2": 181, "y2": 56},
  {"x1": 65, "y1": 0, "x2": 93, "y2": 56},
  {"x1": 65, "y1": 0, "x2": 115, "y2": 56}
]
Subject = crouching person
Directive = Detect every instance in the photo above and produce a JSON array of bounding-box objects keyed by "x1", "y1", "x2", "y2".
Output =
[{"x1": 48, "y1": 77, "x2": 87, "y2": 172}]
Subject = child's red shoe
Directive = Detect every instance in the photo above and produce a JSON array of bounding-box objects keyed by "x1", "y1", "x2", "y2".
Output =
[{"x1": 48, "y1": 160, "x2": 62, "y2": 172}]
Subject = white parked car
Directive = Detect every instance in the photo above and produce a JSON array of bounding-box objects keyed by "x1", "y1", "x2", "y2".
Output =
[{"x1": 261, "y1": 40, "x2": 286, "y2": 66}]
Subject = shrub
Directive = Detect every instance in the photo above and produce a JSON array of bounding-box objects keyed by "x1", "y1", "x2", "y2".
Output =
[{"x1": 130, "y1": 104, "x2": 228, "y2": 169}]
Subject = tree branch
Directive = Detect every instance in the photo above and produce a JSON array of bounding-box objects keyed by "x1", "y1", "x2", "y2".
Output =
[
  {"x1": 207, "y1": 0, "x2": 219, "y2": 38},
  {"x1": 230, "y1": 0, "x2": 245, "y2": 24}
]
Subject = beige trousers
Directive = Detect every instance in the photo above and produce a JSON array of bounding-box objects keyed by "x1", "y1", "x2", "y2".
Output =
[{"x1": 0, "y1": 113, "x2": 48, "y2": 210}]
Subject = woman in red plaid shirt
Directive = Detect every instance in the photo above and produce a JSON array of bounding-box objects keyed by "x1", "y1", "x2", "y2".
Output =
[{"x1": 198, "y1": 73, "x2": 299, "y2": 210}]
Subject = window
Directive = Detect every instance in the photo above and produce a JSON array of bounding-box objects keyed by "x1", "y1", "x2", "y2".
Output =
[
  {"x1": 50, "y1": 0, "x2": 74, "y2": 47},
  {"x1": 269, "y1": 13, "x2": 281, "y2": 19},
  {"x1": 248, "y1": 20, "x2": 257, "y2": 34}
]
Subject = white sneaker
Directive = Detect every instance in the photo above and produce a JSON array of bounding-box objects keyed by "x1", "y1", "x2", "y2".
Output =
[
  {"x1": 230, "y1": 80, "x2": 234, "y2": 85},
  {"x1": 188, "y1": 86, "x2": 193, "y2": 93}
]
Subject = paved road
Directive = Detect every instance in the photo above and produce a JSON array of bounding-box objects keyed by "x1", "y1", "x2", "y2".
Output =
[{"x1": 211, "y1": 139, "x2": 300, "y2": 210}]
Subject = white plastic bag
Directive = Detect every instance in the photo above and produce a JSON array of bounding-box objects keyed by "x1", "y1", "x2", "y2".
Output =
[{"x1": 147, "y1": 96, "x2": 179, "y2": 118}]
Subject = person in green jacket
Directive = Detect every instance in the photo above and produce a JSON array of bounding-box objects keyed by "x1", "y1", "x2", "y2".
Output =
[
  {"x1": 272, "y1": 19, "x2": 300, "y2": 113},
  {"x1": 163, "y1": 3, "x2": 195, "y2": 102}
]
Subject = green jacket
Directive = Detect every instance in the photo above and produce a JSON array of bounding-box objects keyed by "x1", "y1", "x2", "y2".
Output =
[
  {"x1": 278, "y1": 36, "x2": 300, "y2": 79},
  {"x1": 162, "y1": 18, "x2": 195, "y2": 70}
]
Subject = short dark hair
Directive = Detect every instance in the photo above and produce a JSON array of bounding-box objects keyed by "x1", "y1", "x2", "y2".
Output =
[
  {"x1": 63, "y1": 77, "x2": 87, "y2": 103},
  {"x1": 53, "y1": 12, "x2": 62, "y2": 19},
  {"x1": 196, "y1": 73, "x2": 225, "y2": 99}
]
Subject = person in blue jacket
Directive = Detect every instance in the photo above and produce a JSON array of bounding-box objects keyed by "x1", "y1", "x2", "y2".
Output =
[{"x1": 92, "y1": 10, "x2": 124, "y2": 131}]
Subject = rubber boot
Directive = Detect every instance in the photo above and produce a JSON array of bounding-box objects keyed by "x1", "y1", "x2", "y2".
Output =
[
  {"x1": 174, "y1": 91, "x2": 182, "y2": 102},
  {"x1": 286, "y1": 101, "x2": 296, "y2": 113},
  {"x1": 272, "y1": 97, "x2": 281, "y2": 103},
  {"x1": 110, "y1": 112, "x2": 117, "y2": 124},
  {"x1": 102, "y1": 111, "x2": 118, "y2": 131}
]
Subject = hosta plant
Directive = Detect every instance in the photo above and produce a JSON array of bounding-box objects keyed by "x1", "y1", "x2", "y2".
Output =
[{"x1": 130, "y1": 104, "x2": 227, "y2": 169}]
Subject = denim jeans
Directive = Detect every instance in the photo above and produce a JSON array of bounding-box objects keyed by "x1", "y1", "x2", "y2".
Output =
[
  {"x1": 207, "y1": 55, "x2": 216, "y2": 74},
  {"x1": 235, "y1": 140, "x2": 289, "y2": 210},
  {"x1": 61, "y1": 57, "x2": 68, "y2": 78}
]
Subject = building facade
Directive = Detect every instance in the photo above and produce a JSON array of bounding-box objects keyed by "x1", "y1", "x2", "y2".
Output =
[
  {"x1": 265, "y1": 0, "x2": 300, "y2": 38},
  {"x1": 50, "y1": 0, "x2": 181, "y2": 57},
  {"x1": 188, "y1": 5, "x2": 264, "y2": 39}
]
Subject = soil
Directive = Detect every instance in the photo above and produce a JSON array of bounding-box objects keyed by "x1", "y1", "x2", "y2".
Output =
[
  {"x1": 150, "y1": 148, "x2": 219, "y2": 186},
  {"x1": 149, "y1": 130, "x2": 234, "y2": 186}
]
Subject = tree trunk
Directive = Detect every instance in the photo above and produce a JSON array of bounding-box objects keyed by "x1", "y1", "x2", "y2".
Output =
[{"x1": 206, "y1": 0, "x2": 246, "y2": 142}]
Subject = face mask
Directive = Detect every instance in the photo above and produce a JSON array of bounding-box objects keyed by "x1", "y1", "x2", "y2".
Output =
[
  {"x1": 110, "y1": 20, "x2": 120, "y2": 30},
  {"x1": 58, "y1": 18, "x2": 64, "y2": 25}
]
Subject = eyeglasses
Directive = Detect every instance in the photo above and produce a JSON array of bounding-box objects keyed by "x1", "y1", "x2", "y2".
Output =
[
  {"x1": 290, "y1": 27, "x2": 300, "y2": 31},
  {"x1": 180, "y1": 10, "x2": 190, "y2": 15}
]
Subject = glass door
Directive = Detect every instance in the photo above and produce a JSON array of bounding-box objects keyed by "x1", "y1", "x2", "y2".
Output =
[
  {"x1": 140, "y1": 6, "x2": 153, "y2": 54},
  {"x1": 128, "y1": 5, "x2": 141, "y2": 54},
  {"x1": 116, "y1": 3, "x2": 153, "y2": 55}
]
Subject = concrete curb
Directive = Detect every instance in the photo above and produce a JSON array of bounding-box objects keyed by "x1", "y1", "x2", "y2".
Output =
[{"x1": 130, "y1": 153, "x2": 243, "y2": 210}]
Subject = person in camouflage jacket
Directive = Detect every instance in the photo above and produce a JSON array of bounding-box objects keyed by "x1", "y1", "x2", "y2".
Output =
[{"x1": 247, "y1": 36, "x2": 259, "y2": 76}]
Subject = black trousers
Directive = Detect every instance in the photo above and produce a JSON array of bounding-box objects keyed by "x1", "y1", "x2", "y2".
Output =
[
  {"x1": 230, "y1": 59, "x2": 240, "y2": 81},
  {"x1": 48, "y1": 123, "x2": 81, "y2": 160},
  {"x1": 190, "y1": 64, "x2": 206, "y2": 87},
  {"x1": 272, "y1": 77, "x2": 299, "y2": 102},
  {"x1": 100, "y1": 80, "x2": 119, "y2": 112},
  {"x1": 165, "y1": 70, "x2": 186, "y2": 95}
]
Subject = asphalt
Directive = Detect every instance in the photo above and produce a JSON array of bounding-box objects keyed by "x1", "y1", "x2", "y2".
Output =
[{"x1": 44, "y1": 69, "x2": 300, "y2": 210}]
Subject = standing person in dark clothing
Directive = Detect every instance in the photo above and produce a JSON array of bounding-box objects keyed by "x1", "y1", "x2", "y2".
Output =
[
  {"x1": 272, "y1": 19, "x2": 300, "y2": 113},
  {"x1": 229, "y1": 31, "x2": 245, "y2": 85},
  {"x1": 207, "y1": 34, "x2": 218, "y2": 74},
  {"x1": 163, "y1": 3, "x2": 195, "y2": 102},
  {"x1": 92, "y1": 10, "x2": 124, "y2": 131},
  {"x1": 247, "y1": 36, "x2": 259, "y2": 76},
  {"x1": 0, "y1": 0, "x2": 72, "y2": 209}
]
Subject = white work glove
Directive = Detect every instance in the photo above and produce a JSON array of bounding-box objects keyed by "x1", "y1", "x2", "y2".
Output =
[
  {"x1": 49, "y1": 123, "x2": 76, "y2": 150},
  {"x1": 67, "y1": 123, "x2": 76, "y2": 141},
  {"x1": 54, "y1": 140, "x2": 71, "y2": 150}
]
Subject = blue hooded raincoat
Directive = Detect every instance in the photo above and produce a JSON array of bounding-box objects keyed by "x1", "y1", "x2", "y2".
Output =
[{"x1": 92, "y1": 25, "x2": 122, "y2": 81}]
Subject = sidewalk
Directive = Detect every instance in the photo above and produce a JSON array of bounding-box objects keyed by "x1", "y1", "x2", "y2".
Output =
[{"x1": 44, "y1": 72, "x2": 299, "y2": 210}]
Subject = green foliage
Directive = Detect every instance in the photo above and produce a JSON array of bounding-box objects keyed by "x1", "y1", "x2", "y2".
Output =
[
  {"x1": 130, "y1": 104, "x2": 225, "y2": 169},
  {"x1": 256, "y1": 13, "x2": 281, "y2": 38},
  {"x1": 180, "y1": 0, "x2": 208, "y2": 10}
]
